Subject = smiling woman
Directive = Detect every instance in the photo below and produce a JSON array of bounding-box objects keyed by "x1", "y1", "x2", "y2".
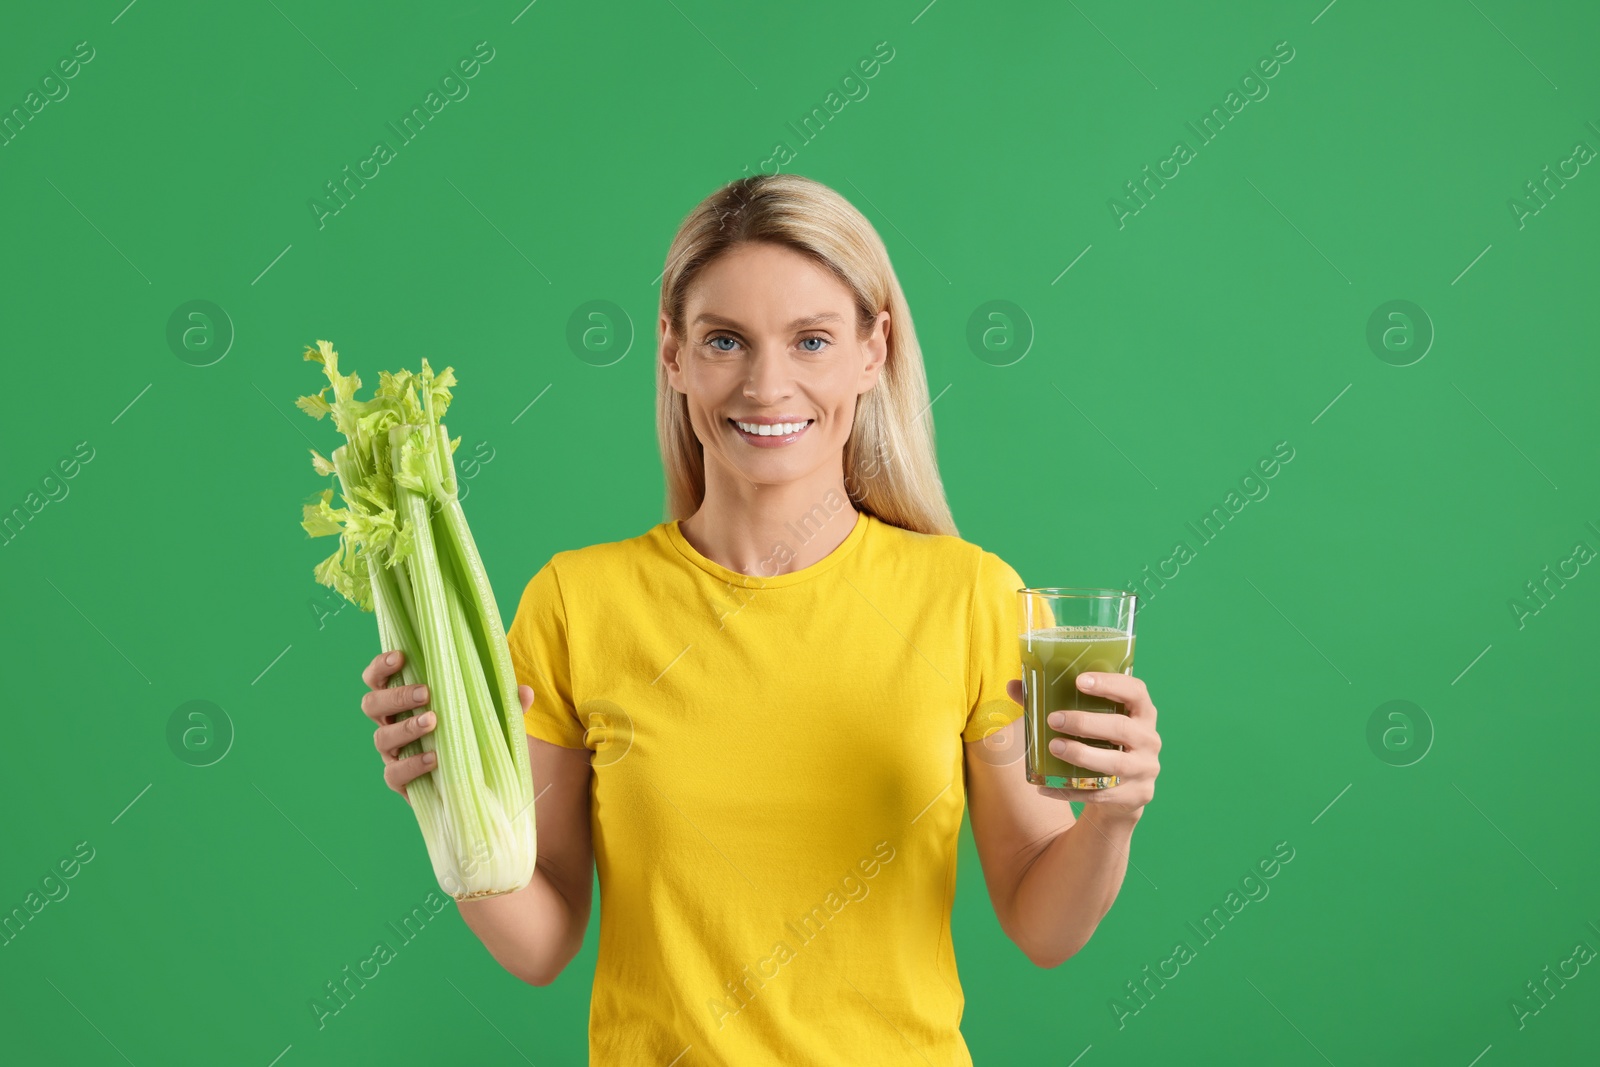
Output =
[
  {"x1": 358, "y1": 173, "x2": 1161, "y2": 1067},
  {"x1": 655, "y1": 177, "x2": 954, "y2": 545}
]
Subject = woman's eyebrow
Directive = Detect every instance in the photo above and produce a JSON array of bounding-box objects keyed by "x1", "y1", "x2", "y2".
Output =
[{"x1": 693, "y1": 312, "x2": 844, "y2": 330}]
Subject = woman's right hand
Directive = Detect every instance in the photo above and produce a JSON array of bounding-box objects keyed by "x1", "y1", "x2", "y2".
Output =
[{"x1": 361, "y1": 650, "x2": 437, "y2": 802}]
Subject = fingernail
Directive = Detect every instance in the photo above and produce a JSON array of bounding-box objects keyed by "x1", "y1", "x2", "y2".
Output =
[
  {"x1": 386, "y1": 651, "x2": 400, "y2": 667},
  {"x1": 419, "y1": 712, "x2": 435, "y2": 728},
  {"x1": 422, "y1": 752, "x2": 436, "y2": 766},
  {"x1": 412, "y1": 684, "x2": 428, "y2": 703},
  {"x1": 1048, "y1": 712, "x2": 1064, "y2": 729},
  {"x1": 1080, "y1": 674, "x2": 1096, "y2": 689}
]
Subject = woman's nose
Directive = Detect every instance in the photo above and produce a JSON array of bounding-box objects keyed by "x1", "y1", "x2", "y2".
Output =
[{"x1": 743, "y1": 349, "x2": 793, "y2": 401}]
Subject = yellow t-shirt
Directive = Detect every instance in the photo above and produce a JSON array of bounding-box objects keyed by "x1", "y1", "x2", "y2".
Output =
[{"x1": 506, "y1": 508, "x2": 1027, "y2": 1066}]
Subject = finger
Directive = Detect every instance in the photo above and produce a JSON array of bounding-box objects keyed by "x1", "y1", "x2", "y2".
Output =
[
  {"x1": 1049, "y1": 735, "x2": 1128, "y2": 778},
  {"x1": 1076, "y1": 672, "x2": 1155, "y2": 722},
  {"x1": 518, "y1": 685, "x2": 536, "y2": 714},
  {"x1": 362, "y1": 650, "x2": 405, "y2": 691},
  {"x1": 374, "y1": 710, "x2": 436, "y2": 756},
  {"x1": 1006, "y1": 679, "x2": 1024, "y2": 707},
  {"x1": 360, "y1": 681, "x2": 430, "y2": 725},
  {"x1": 384, "y1": 749, "x2": 437, "y2": 793},
  {"x1": 1048, "y1": 709, "x2": 1135, "y2": 745}
]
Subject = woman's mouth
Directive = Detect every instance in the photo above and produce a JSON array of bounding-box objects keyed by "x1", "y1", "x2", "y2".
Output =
[{"x1": 728, "y1": 418, "x2": 813, "y2": 447}]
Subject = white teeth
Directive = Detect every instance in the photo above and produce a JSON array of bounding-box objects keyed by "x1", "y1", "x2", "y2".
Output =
[{"x1": 734, "y1": 419, "x2": 810, "y2": 437}]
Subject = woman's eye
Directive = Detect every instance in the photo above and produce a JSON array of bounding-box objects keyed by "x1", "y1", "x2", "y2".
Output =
[
  {"x1": 799, "y1": 336, "x2": 830, "y2": 353},
  {"x1": 706, "y1": 336, "x2": 738, "y2": 352}
]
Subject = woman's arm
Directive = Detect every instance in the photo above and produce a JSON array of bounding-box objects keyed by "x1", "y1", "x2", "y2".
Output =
[
  {"x1": 363, "y1": 652, "x2": 595, "y2": 985},
  {"x1": 456, "y1": 736, "x2": 594, "y2": 985},
  {"x1": 964, "y1": 674, "x2": 1159, "y2": 969}
]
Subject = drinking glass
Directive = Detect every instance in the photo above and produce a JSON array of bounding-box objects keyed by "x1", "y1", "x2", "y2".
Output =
[{"x1": 1017, "y1": 588, "x2": 1138, "y2": 790}]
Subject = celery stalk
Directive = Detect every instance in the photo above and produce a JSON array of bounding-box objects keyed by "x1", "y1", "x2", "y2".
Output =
[
  {"x1": 428, "y1": 422, "x2": 536, "y2": 829},
  {"x1": 298, "y1": 341, "x2": 535, "y2": 901}
]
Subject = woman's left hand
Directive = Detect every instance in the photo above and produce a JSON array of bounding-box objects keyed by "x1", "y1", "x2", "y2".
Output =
[{"x1": 1006, "y1": 672, "x2": 1162, "y2": 820}]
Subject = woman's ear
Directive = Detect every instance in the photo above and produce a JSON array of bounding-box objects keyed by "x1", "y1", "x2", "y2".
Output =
[
  {"x1": 859, "y1": 309, "x2": 890, "y2": 393},
  {"x1": 660, "y1": 310, "x2": 683, "y2": 388}
]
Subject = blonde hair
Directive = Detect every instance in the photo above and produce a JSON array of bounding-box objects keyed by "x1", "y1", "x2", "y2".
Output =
[{"x1": 656, "y1": 174, "x2": 958, "y2": 537}]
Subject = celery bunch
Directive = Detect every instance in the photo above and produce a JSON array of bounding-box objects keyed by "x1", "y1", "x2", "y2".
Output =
[{"x1": 296, "y1": 340, "x2": 535, "y2": 901}]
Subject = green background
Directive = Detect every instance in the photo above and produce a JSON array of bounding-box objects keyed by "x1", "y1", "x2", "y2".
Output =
[{"x1": 2, "y1": 0, "x2": 1596, "y2": 1063}]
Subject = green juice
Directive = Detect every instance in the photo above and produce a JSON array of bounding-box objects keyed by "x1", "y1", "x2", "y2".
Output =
[{"x1": 1019, "y1": 625, "x2": 1136, "y2": 789}]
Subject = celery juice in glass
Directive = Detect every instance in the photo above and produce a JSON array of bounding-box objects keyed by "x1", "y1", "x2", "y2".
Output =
[{"x1": 1017, "y1": 589, "x2": 1138, "y2": 790}]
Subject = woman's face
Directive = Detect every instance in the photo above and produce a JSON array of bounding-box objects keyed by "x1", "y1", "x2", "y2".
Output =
[{"x1": 662, "y1": 241, "x2": 888, "y2": 492}]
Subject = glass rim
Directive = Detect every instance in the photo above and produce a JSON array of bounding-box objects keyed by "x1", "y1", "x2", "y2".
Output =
[{"x1": 1018, "y1": 586, "x2": 1137, "y2": 600}]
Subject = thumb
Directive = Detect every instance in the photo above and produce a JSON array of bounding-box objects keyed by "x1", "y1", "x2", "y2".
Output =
[
  {"x1": 518, "y1": 684, "x2": 536, "y2": 713},
  {"x1": 1006, "y1": 679, "x2": 1024, "y2": 706}
]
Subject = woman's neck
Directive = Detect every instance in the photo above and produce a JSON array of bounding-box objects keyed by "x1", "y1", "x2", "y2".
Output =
[{"x1": 678, "y1": 479, "x2": 859, "y2": 579}]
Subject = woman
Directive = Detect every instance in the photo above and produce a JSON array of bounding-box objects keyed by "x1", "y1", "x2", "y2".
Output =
[{"x1": 358, "y1": 174, "x2": 1163, "y2": 1065}]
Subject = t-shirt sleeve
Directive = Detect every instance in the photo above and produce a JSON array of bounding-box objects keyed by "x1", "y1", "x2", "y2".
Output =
[
  {"x1": 962, "y1": 550, "x2": 1027, "y2": 742},
  {"x1": 505, "y1": 559, "x2": 587, "y2": 749}
]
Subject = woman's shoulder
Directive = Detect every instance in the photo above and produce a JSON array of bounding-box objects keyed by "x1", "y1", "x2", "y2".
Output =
[
  {"x1": 535, "y1": 522, "x2": 676, "y2": 581},
  {"x1": 865, "y1": 516, "x2": 1020, "y2": 586},
  {"x1": 868, "y1": 513, "x2": 1001, "y2": 557}
]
